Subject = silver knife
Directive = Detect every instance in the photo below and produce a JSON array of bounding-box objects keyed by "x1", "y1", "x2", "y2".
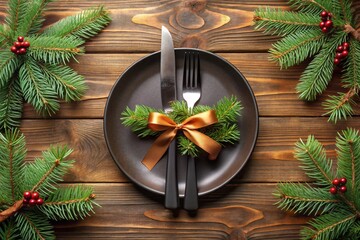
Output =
[{"x1": 161, "y1": 26, "x2": 179, "y2": 209}]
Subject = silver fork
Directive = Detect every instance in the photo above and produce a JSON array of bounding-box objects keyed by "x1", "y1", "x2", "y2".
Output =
[{"x1": 182, "y1": 52, "x2": 201, "y2": 211}]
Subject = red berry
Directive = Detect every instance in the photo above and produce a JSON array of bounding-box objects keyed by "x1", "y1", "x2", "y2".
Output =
[
  {"x1": 325, "y1": 20, "x2": 333, "y2": 28},
  {"x1": 14, "y1": 41, "x2": 21, "y2": 48},
  {"x1": 322, "y1": 27, "x2": 328, "y2": 33},
  {"x1": 23, "y1": 191, "x2": 32, "y2": 199},
  {"x1": 17, "y1": 36, "x2": 24, "y2": 42},
  {"x1": 343, "y1": 42, "x2": 350, "y2": 48},
  {"x1": 22, "y1": 41, "x2": 30, "y2": 48},
  {"x1": 334, "y1": 58, "x2": 340, "y2": 65},
  {"x1": 319, "y1": 21, "x2": 326, "y2": 28},
  {"x1": 337, "y1": 45, "x2": 344, "y2": 52},
  {"x1": 16, "y1": 50, "x2": 20, "y2": 55},
  {"x1": 19, "y1": 48, "x2": 27, "y2": 55},
  {"x1": 10, "y1": 46, "x2": 17, "y2": 53},
  {"x1": 29, "y1": 199, "x2": 36, "y2": 206},
  {"x1": 341, "y1": 50, "x2": 349, "y2": 58},
  {"x1": 340, "y1": 177, "x2": 347, "y2": 185},
  {"x1": 36, "y1": 198, "x2": 44, "y2": 205},
  {"x1": 23, "y1": 198, "x2": 29, "y2": 204},
  {"x1": 339, "y1": 186, "x2": 347, "y2": 193},
  {"x1": 332, "y1": 178, "x2": 340, "y2": 186},
  {"x1": 336, "y1": 53, "x2": 343, "y2": 59},
  {"x1": 320, "y1": 11, "x2": 328, "y2": 18},
  {"x1": 328, "y1": 12, "x2": 333, "y2": 19},
  {"x1": 330, "y1": 187, "x2": 337, "y2": 194},
  {"x1": 31, "y1": 192, "x2": 39, "y2": 200}
]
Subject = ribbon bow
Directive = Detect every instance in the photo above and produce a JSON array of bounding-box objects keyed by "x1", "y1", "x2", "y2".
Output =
[{"x1": 142, "y1": 110, "x2": 222, "y2": 170}]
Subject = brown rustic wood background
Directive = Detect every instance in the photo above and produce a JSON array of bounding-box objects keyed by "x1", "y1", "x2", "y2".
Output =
[{"x1": 1, "y1": 0, "x2": 360, "y2": 239}]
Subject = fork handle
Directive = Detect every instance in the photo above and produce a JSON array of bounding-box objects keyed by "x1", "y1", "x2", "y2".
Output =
[
  {"x1": 184, "y1": 156, "x2": 198, "y2": 211},
  {"x1": 164, "y1": 140, "x2": 179, "y2": 209}
]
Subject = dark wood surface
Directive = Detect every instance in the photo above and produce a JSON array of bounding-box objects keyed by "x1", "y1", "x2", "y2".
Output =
[{"x1": 1, "y1": 0, "x2": 360, "y2": 239}]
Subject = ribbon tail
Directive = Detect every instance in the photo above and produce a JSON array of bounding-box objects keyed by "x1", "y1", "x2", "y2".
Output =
[
  {"x1": 142, "y1": 129, "x2": 177, "y2": 170},
  {"x1": 183, "y1": 129, "x2": 222, "y2": 160}
]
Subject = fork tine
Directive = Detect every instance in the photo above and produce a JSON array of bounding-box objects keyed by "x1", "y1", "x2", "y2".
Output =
[
  {"x1": 183, "y1": 52, "x2": 190, "y2": 89},
  {"x1": 195, "y1": 53, "x2": 200, "y2": 88}
]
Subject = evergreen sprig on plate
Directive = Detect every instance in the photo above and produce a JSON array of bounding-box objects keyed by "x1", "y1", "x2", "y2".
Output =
[
  {"x1": 0, "y1": 0, "x2": 111, "y2": 130},
  {"x1": 254, "y1": 0, "x2": 360, "y2": 123},
  {"x1": 121, "y1": 96, "x2": 242, "y2": 157},
  {"x1": 0, "y1": 129, "x2": 98, "y2": 240},
  {"x1": 274, "y1": 128, "x2": 360, "y2": 240}
]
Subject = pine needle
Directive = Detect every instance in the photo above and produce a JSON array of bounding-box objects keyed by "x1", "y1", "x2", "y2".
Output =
[{"x1": 43, "y1": 5, "x2": 111, "y2": 40}]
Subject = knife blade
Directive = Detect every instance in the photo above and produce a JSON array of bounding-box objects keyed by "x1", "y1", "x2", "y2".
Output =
[{"x1": 160, "y1": 26, "x2": 179, "y2": 209}]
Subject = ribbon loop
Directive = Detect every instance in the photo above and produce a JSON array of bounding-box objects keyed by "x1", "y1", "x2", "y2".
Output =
[{"x1": 142, "y1": 110, "x2": 222, "y2": 170}]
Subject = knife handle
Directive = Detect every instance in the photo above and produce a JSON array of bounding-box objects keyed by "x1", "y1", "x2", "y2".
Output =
[
  {"x1": 184, "y1": 156, "x2": 198, "y2": 211},
  {"x1": 165, "y1": 140, "x2": 179, "y2": 209}
]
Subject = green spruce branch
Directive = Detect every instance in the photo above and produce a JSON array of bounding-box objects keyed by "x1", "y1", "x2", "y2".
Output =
[
  {"x1": 121, "y1": 96, "x2": 242, "y2": 158},
  {"x1": 254, "y1": 0, "x2": 360, "y2": 122},
  {"x1": 0, "y1": 0, "x2": 111, "y2": 131},
  {"x1": 0, "y1": 129, "x2": 98, "y2": 240},
  {"x1": 275, "y1": 128, "x2": 360, "y2": 240}
]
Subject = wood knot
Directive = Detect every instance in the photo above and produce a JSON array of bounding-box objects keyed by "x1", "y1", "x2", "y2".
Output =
[
  {"x1": 176, "y1": 8, "x2": 205, "y2": 29},
  {"x1": 184, "y1": 0, "x2": 207, "y2": 13},
  {"x1": 181, "y1": 35, "x2": 205, "y2": 48}
]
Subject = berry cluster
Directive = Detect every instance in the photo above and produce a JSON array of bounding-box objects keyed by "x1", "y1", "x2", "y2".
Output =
[
  {"x1": 10, "y1": 36, "x2": 30, "y2": 55},
  {"x1": 23, "y1": 191, "x2": 44, "y2": 206},
  {"x1": 319, "y1": 11, "x2": 333, "y2": 33},
  {"x1": 334, "y1": 42, "x2": 350, "y2": 65},
  {"x1": 329, "y1": 177, "x2": 347, "y2": 194}
]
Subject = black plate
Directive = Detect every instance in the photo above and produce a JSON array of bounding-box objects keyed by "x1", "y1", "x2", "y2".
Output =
[{"x1": 104, "y1": 48, "x2": 258, "y2": 196}]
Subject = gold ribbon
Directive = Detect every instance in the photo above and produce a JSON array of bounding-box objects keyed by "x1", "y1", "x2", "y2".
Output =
[{"x1": 142, "y1": 110, "x2": 222, "y2": 170}]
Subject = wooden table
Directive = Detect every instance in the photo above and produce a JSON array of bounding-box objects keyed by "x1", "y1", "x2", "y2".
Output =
[{"x1": 1, "y1": 0, "x2": 360, "y2": 239}]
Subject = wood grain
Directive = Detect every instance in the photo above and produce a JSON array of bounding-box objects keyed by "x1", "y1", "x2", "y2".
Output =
[
  {"x1": 53, "y1": 183, "x2": 308, "y2": 240},
  {"x1": 21, "y1": 53, "x2": 359, "y2": 119},
  {"x1": 1, "y1": 0, "x2": 360, "y2": 239},
  {"x1": 20, "y1": 117, "x2": 358, "y2": 184}
]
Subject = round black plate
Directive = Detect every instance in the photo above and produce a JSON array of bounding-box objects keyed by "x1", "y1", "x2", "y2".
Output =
[{"x1": 104, "y1": 48, "x2": 258, "y2": 196}]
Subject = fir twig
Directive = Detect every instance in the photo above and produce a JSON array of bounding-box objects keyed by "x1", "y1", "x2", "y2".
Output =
[
  {"x1": 0, "y1": 0, "x2": 110, "y2": 129},
  {"x1": 43, "y1": 5, "x2": 111, "y2": 39},
  {"x1": 16, "y1": 0, "x2": 52, "y2": 36},
  {"x1": 296, "y1": 32, "x2": 348, "y2": 101},
  {"x1": 269, "y1": 29, "x2": 326, "y2": 69},
  {"x1": 25, "y1": 146, "x2": 74, "y2": 196},
  {"x1": 121, "y1": 96, "x2": 242, "y2": 158},
  {"x1": 38, "y1": 63, "x2": 87, "y2": 102},
  {"x1": 0, "y1": 51, "x2": 21, "y2": 88},
  {"x1": 274, "y1": 182, "x2": 339, "y2": 215},
  {"x1": 5, "y1": 0, "x2": 27, "y2": 34},
  {"x1": 275, "y1": 129, "x2": 360, "y2": 239},
  {"x1": 27, "y1": 36, "x2": 84, "y2": 65},
  {"x1": 39, "y1": 186, "x2": 97, "y2": 220},
  {"x1": 15, "y1": 211, "x2": 54, "y2": 240},
  {"x1": 323, "y1": 39, "x2": 360, "y2": 122},
  {"x1": 254, "y1": 0, "x2": 360, "y2": 122},
  {"x1": 254, "y1": 7, "x2": 320, "y2": 36},
  {"x1": 0, "y1": 78, "x2": 23, "y2": 130},
  {"x1": 0, "y1": 129, "x2": 25, "y2": 203},
  {"x1": 301, "y1": 210, "x2": 356, "y2": 240},
  {"x1": 294, "y1": 135, "x2": 334, "y2": 186},
  {"x1": 19, "y1": 58, "x2": 60, "y2": 115},
  {"x1": 289, "y1": 0, "x2": 341, "y2": 17}
]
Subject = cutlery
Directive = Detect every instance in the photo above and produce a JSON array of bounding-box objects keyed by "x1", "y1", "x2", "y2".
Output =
[
  {"x1": 182, "y1": 52, "x2": 201, "y2": 211},
  {"x1": 160, "y1": 26, "x2": 179, "y2": 209}
]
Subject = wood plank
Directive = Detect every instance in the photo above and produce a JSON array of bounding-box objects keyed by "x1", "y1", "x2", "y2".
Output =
[
  {"x1": 20, "y1": 117, "x2": 358, "y2": 183},
  {"x1": 53, "y1": 183, "x2": 308, "y2": 240},
  {"x1": 0, "y1": 1, "x2": 359, "y2": 53},
  {"x1": 21, "y1": 53, "x2": 356, "y2": 119},
  {"x1": 0, "y1": 0, "x2": 289, "y2": 52}
]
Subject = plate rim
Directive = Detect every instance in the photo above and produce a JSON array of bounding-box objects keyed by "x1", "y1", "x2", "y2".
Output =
[{"x1": 103, "y1": 48, "x2": 259, "y2": 196}]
